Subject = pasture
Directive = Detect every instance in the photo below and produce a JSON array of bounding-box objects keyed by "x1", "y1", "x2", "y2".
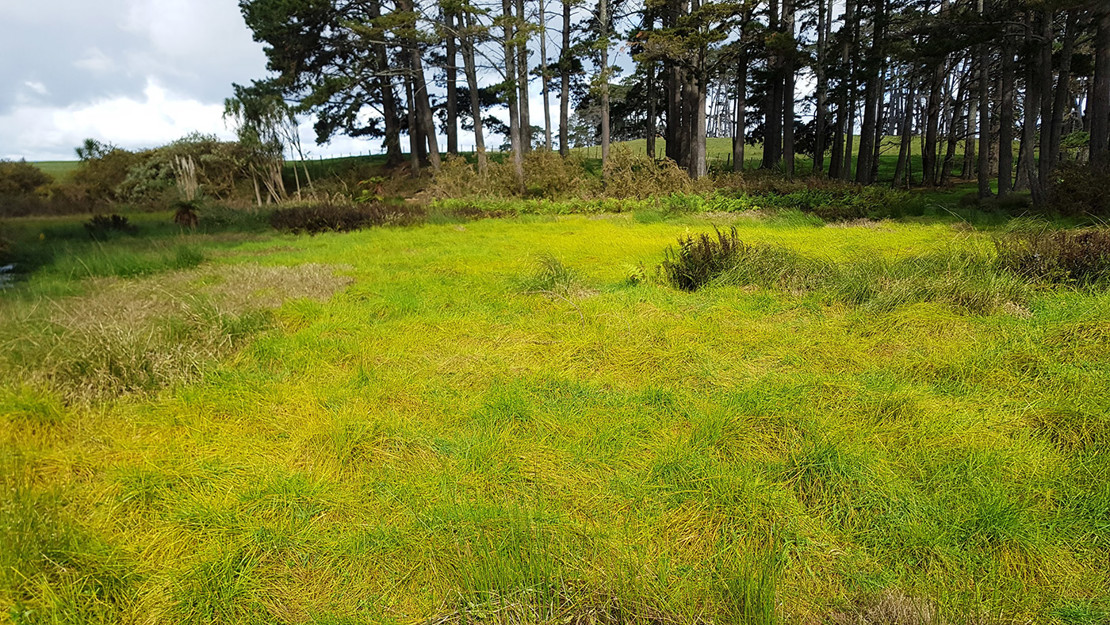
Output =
[{"x1": 1, "y1": 207, "x2": 1107, "y2": 624}]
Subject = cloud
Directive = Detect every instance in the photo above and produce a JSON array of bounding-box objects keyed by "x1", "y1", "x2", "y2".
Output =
[
  {"x1": 0, "y1": 79, "x2": 234, "y2": 161},
  {"x1": 0, "y1": 0, "x2": 269, "y2": 159}
]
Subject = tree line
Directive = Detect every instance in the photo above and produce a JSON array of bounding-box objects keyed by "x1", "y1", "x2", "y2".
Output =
[{"x1": 237, "y1": 0, "x2": 1110, "y2": 202}]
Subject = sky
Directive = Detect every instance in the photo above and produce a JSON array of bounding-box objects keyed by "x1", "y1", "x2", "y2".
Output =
[{"x1": 0, "y1": 0, "x2": 389, "y2": 161}]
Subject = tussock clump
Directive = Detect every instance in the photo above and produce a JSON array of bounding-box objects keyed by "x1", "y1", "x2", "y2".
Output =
[
  {"x1": 660, "y1": 227, "x2": 744, "y2": 291},
  {"x1": 270, "y1": 201, "x2": 424, "y2": 234},
  {"x1": 831, "y1": 590, "x2": 938, "y2": 625},
  {"x1": 518, "y1": 254, "x2": 593, "y2": 299},
  {"x1": 0, "y1": 263, "x2": 351, "y2": 401},
  {"x1": 84, "y1": 213, "x2": 137, "y2": 239},
  {"x1": 995, "y1": 228, "x2": 1110, "y2": 285},
  {"x1": 659, "y1": 232, "x2": 1027, "y2": 314}
]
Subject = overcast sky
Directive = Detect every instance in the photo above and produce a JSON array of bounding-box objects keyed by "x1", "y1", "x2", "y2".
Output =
[{"x1": 0, "y1": 0, "x2": 383, "y2": 161}]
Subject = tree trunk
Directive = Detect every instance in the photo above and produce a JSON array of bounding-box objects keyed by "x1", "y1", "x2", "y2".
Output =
[
  {"x1": 812, "y1": 0, "x2": 829, "y2": 175},
  {"x1": 516, "y1": 0, "x2": 532, "y2": 152},
  {"x1": 502, "y1": 0, "x2": 525, "y2": 187},
  {"x1": 733, "y1": 60, "x2": 747, "y2": 172},
  {"x1": 559, "y1": 0, "x2": 571, "y2": 156},
  {"x1": 997, "y1": 40, "x2": 1014, "y2": 196},
  {"x1": 599, "y1": 0, "x2": 610, "y2": 170},
  {"x1": 922, "y1": 60, "x2": 944, "y2": 185},
  {"x1": 647, "y1": 59, "x2": 658, "y2": 159},
  {"x1": 461, "y1": 10, "x2": 487, "y2": 172},
  {"x1": 763, "y1": 0, "x2": 783, "y2": 170},
  {"x1": 894, "y1": 74, "x2": 916, "y2": 187},
  {"x1": 782, "y1": 0, "x2": 796, "y2": 176},
  {"x1": 398, "y1": 0, "x2": 440, "y2": 171},
  {"x1": 369, "y1": 0, "x2": 403, "y2": 167},
  {"x1": 940, "y1": 58, "x2": 968, "y2": 186},
  {"x1": 829, "y1": 0, "x2": 854, "y2": 180},
  {"x1": 1015, "y1": 10, "x2": 1043, "y2": 199},
  {"x1": 1091, "y1": 7, "x2": 1110, "y2": 169},
  {"x1": 1044, "y1": 10, "x2": 1078, "y2": 183},
  {"x1": 855, "y1": 0, "x2": 884, "y2": 185},
  {"x1": 445, "y1": 8, "x2": 459, "y2": 154},
  {"x1": 977, "y1": 0, "x2": 991, "y2": 199},
  {"x1": 404, "y1": 70, "x2": 420, "y2": 176},
  {"x1": 963, "y1": 92, "x2": 977, "y2": 180},
  {"x1": 539, "y1": 0, "x2": 552, "y2": 150}
]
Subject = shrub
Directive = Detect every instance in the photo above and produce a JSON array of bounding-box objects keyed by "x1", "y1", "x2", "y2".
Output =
[
  {"x1": 270, "y1": 201, "x2": 425, "y2": 234},
  {"x1": 995, "y1": 228, "x2": 1110, "y2": 285},
  {"x1": 603, "y1": 146, "x2": 696, "y2": 199},
  {"x1": 1049, "y1": 163, "x2": 1110, "y2": 217},
  {"x1": 84, "y1": 214, "x2": 138, "y2": 239},
  {"x1": 660, "y1": 227, "x2": 743, "y2": 291},
  {"x1": 0, "y1": 159, "x2": 52, "y2": 195},
  {"x1": 172, "y1": 200, "x2": 200, "y2": 229}
]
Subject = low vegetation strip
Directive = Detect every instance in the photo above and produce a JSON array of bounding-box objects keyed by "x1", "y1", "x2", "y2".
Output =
[{"x1": 1, "y1": 213, "x2": 1108, "y2": 624}]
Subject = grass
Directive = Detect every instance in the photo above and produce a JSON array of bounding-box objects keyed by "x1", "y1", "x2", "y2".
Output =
[
  {"x1": 28, "y1": 161, "x2": 81, "y2": 181},
  {"x1": 1, "y1": 208, "x2": 1108, "y2": 624}
]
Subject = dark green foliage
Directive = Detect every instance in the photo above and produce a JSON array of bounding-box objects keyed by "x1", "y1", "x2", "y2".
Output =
[
  {"x1": 269, "y1": 202, "x2": 425, "y2": 234},
  {"x1": 1050, "y1": 163, "x2": 1110, "y2": 217},
  {"x1": 660, "y1": 227, "x2": 743, "y2": 291},
  {"x1": 996, "y1": 228, "x2": 1110, "y2": 285},
  {"x1": 84, "y1": 214, "x2": 138, "y2": 239}
]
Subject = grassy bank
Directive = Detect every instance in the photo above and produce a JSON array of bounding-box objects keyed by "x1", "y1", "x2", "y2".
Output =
[{"x1": 1, "y1": 210, "x2": 1108, "y2": 624}]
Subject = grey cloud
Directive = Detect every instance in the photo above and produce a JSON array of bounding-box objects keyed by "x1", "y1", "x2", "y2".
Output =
[{"x1": 0, "y1": 0, "x2": 267, "y2": 114}]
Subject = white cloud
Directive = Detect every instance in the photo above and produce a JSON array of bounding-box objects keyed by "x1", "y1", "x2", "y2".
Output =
[
  {"x1": 74, "y1": 48, "x2": 116, "y2": 73},
  {"x1": 0, "y1": 79, "x2": 234, "y2": 160},
  {"x1": 24, "y1": 81, "x2": 49, "y2": 96}
]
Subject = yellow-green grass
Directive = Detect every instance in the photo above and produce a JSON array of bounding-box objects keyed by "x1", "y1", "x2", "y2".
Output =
[
  {"x1": 28, "y1": 161, "x2": 81, "y2": 181},
  {"x1": 1, "y1": 212, "x2": 1108, "y2": 624}
]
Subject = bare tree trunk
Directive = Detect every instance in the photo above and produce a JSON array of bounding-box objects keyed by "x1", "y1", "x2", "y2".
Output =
[
  {"x1": 940, "y1": 58, "x2": 968, "y2": 185},
  {"x1": 1092, "y1": 7, "x2": 1110, "y2": 169},
  {"x1": 1044, "y1": 10, "x2": 1078, "y2": 183},
  {"x1": 894, "y1": 74, "x2": 916, "y2": 187},
  {"x1": 516, "y1": 0, "x2": 532, "y2": 153},
  {"x1": 648, "y1": 60, "x2": 658, "y2": 159},
  {"x1": 445, "y1": 8, "x2": 459, "y2": 155},
  {"x1": 559, "y1": 0, "x2": 571, "y2": 156},
  {"x1": 1015, "y1": 10, "x2": 1043, "y2": 199},
  {"x1": 922, "y1": 59, "x2": 944, "y2": 185},
  {"x1": 963, "y1": 92, "x2": 977, "y2": 180},
  {"x1": 829, "y1": 0, "x2": 854, "y2": 180},
  {"x1": 539, "y1": 0, "x2": 552, "y2": 150},
  {"x1": 404, "y1": 70, "x2": 420, "y2": 176},
  {"x1": 599, "y1": 0, "x2": 610, "y2": 170},
  {"x1": 998, "y1": 40, "x2": 1015, "y2": 196},
  {"x1": 733, "y1": 60, "x2": 747, "y2": 172},
  {"x1": 782, "y1": 0, "x2": 796, "y2": 176},
  {"x1": 813, "y1": 0, "x2": 830, "y2": 174},
  {"x1": 369, "y1": 0, "x2": 403, "y2": 167},
  {"x1": 763, "y1": 0, "x2": 783, "y2": 170},
  {"x1": 461, "y1": 10, "x2": 487, "y2": 172},
  {"x1": 503, "y1": 0, "x2": 525, "y2": 187},
  {"x1": 977, "y1": 0, "x2": 991, "y2": 198}
]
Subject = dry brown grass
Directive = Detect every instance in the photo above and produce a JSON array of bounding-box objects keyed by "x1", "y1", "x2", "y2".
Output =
[{"x1": 1, "y1": 263, "x2": 352, "y2": 401}]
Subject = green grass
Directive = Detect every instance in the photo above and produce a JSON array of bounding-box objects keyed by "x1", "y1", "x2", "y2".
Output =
[
  {"x1": 28, "y1": 161, "x2": 81, "y2": 181},
  {"x1": 1, "y1": 209, "x2": 1108, "y2": 624}
]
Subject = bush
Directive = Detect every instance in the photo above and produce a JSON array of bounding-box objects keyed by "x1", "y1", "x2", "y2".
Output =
[
  {"x1": 660, "y1": 227, "x2": 744, "y2": 291},
  {"x1": 602, "y1": 146, "x2": 695, "y2": 199},
  {"x1": 995, "y1": 228, "x2": 1110, "y2": 285},
  {"x1": 0, "y1": 160, "x2": 52, "y2": 195},
  {"x1": 84, "y1": 214, "x2": 138, "y2": 239},
  {"x1": 270, "y1": 201, "x2": 425, "y2": 234},
  {"x1": 1049, "y1": 163, "x2": 1110, "y2": 217}
]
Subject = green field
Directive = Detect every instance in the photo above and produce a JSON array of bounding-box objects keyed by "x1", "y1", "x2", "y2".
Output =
[
  {"x1": 27, "y1": 161, "x2": 81, "y2": 181},
  {"x1": 1, "y1": 207, "x2": 1107, "y2": 624}
]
